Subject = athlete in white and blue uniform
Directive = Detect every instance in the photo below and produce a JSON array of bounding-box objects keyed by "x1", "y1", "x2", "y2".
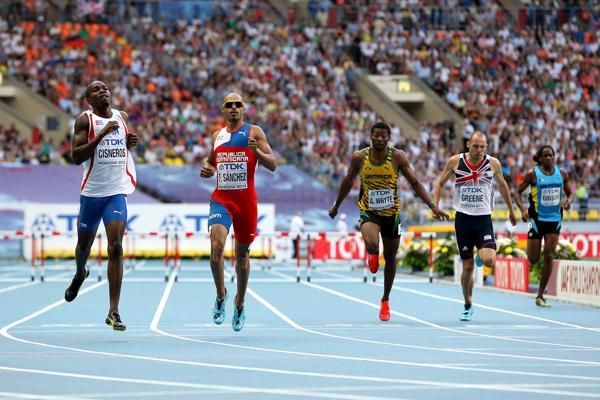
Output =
[
  {"x1": 65, "y1": 80, "x2": 138, "y2": 331},
  {"x1": 434, "y1": 131, "x2": 517, "y2": 321},
  {"x1": 514, "y1": 145, "x2": 572, "y2": 307}
]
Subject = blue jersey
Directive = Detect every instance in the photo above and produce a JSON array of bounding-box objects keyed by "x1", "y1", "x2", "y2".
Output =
[{"x1": 528, "y1": 166, "x2": 563, "y2": 222}]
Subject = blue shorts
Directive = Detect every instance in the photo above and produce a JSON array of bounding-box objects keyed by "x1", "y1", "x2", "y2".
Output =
[
  {"x1": 78, "y1": 194, "x2": 128, "y2": 231},
  {"x1": 207, "y1": 199, "x2": 233, "y2": 232}
]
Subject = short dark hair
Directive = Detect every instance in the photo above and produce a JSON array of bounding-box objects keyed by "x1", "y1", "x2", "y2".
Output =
[
  {"x1": 371, "y1": 122, "x2": 391, "y2": 135},
  {"x1": 533, "y1": 145, "x2": 555, "y2": 164}
]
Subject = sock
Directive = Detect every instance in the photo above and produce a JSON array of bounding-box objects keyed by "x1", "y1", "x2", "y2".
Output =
[{"x1": 464, "y1": 304, "x2": 472, "y2": 310}]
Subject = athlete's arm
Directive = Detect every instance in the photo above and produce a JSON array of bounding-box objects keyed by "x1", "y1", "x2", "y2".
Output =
[
  {"x1": 329, "y1": 150, "x2": 363, "y2": 219},
  {"x1": 491, "y1": 157, "x2": 517, "y2": 225},
  {"x1": 561, "y1": 168, "x2": 573, "y2": 211},
  {"x1": 396, "y1": 150, "x2": 449, "y2": 221},
  {"x1": 433, "y1": 155, "x2": 458, "y2": 208},
  {"x1": 200, "y1": 130, "x2": 218, "y2": 178},
  {"x1": 71, "y1": 113, "x2": 119, "y2": 165},
  {"x1": 513, "y1": 170, "x2": 535, "y2": 222},
  {"x1": 119, "y1": 111, "x2": 138, "y2": 150},
  {"x1": 249, "y1": 125, "x2": 277, "y2": 172}
]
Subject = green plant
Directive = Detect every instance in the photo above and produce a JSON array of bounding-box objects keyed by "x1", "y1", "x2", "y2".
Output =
[
  {"x1": 530, "y1": 238, "x2": 579, "y2": 284},
  {"x1": 434, "y1": 237, "x2": 458, "y2": 276},
  {"x1": 398, "y1": 239, "x2": 429, "y2": 272}
]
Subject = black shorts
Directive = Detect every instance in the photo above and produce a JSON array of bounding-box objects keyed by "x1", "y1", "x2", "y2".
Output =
[
  {"x1": 528, "y1": 218, "x2": 561, "y2": 239},
  {"x1": 359, "y1": 210, "x2": 401, "y2": 239},
  {"x1": 455, "y1": 212, "x2": 496, "y2": 260}
]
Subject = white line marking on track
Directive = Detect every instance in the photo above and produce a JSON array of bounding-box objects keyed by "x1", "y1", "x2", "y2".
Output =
[
  {"x1": 0, "y1": 391, "x2": 86, "y2": 399},
  {"x1": 150, "y1": 269, "x2": 600, "y2": 395},
  {"x1": 277, "y1": 268, "x2": 600, "y2": 349},
  {"x1": 265, "y1": 269, "x2": 600, "y2": 363},
  {"x1": 0, "y1": 281, "x2": 39, "y2": 294},
  {"x1": 0, "y1": 366, "x2": 411, "y2": 400}
]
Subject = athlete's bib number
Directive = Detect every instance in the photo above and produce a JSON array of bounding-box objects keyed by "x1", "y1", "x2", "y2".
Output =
[
  {"x1": 218, "y1": 162, "x2": 248, "y2": 190},
  {"x1": 368, "y1": 189, "x2": 394, "y2": 210},
  {"x1": 541, "y1": 187, "x2": 560, "y2": 206}
]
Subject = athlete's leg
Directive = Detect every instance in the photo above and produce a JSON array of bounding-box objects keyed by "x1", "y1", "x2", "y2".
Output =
[
  {"x1": 208, "y1": 200, "x2": 233, "y2": 300},
  {"x1": 102, "y1": 195, "x2": 128, "y2": 318},
  {"x1": 461, "y1": 257, "x2": 475, "y2": 305},
  {"x1": 361, "y1": 222, "x2": 380, "y2": 255},
  {"x1": 234, "y1": 241, "x2": 251, "y2": 310},
  {"x1": 65, "y1": 196, "x2": 102, "y2": 302},
  {"x1": 538, "y1": 233, "x2": 559, "y2": 298},
  {"x1": 527, "y1": 239, "x2": 542, "y2": 264},
  {"x1": 210, "y1": 225, "x2": 229, "y2": 299},
  {"x1": 381, "y1": 236, "x2": 400, "y2": 302},
  {"x1": 478, "y1": 248, "x2": 496, "y2": 269}
]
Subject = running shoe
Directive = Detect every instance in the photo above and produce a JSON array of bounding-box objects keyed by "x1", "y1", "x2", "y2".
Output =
[
  {"x1": 64, "y1": 268, "x2": 89, "y2": 302},
  {"x1": 460, "y1": 307, "x2": 474, "y2": 321},
  {"x1": 232, "y1": 306, "x2": 246, "y2": 332},
  {"x1": 379, "y1": 300, "x2": 390, "y2": 321},
  {"x1": 368, "y1": 254, "x2": 379, "y2": 274},
  {"x1": 535, "y1": 296, "x2": 551, "y2": 308},
  {"x1": 474, "y1": 253, "x2": 484, "y2": 269},
  {"x1": 212, "y1": 290, "x2": 228, "y2": 325},
  {"x1": 105, "y1": 312, "x2": 126, "y2": 331}
]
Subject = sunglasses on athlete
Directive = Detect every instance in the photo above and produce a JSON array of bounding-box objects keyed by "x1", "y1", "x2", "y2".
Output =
[{"x1": 223, "y1": 101, "x2": 244, "y2": 109}]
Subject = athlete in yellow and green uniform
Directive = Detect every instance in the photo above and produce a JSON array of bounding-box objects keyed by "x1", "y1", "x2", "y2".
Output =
[{"x1": 329, "y1": 122, "x2": 448, "y2": 321}]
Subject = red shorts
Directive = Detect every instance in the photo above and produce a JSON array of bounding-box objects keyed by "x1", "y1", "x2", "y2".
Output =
[{"x1": 208, "y1": 199, "x2": 257, "y2": 244}]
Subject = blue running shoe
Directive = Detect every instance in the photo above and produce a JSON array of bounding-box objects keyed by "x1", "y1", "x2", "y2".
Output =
[
  {"x1": 460, "y1": 307, "x2": 474, "y2": 321},
  {"x1": 474, "y1": 253, "x2": 484, "y2": 269},
  {"x1": 212, "y1": 290, "x2": 228, "y2": 325},
  {"x1": 232, "y1": 306, "x2": 246, "y2": 332}
]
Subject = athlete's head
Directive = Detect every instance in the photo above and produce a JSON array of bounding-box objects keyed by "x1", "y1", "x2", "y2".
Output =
[
  {"x1": 221, "y1": 92, "x2": 245, "y2": 123},
  {"x1": 370, "y1": 122, "x2": 391, "y2": 151},
  {"x1": 533, "y1": 145, "x2": 555, "y2": 167},
  {"x1": 466, "y1": 131, "x2": 487, "y2": 161},
  {"x1": 86, "y1": 80, "x2": 110, "y2": 109}
]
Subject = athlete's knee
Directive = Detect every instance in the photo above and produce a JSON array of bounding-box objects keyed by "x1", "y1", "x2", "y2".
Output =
[
  {"x1": 480, "y1": 251, "x2": 496, "y2": 267},
  {"x1": 364, "y1": 240, "x2": 379, "y2": 255},
  {"x1": 107, "y1": 241, "x2": 123, "y2": 260},
  {"x1": 211, "y1": 242, "x2": 225, "y2": 262},
  {"x1": 528, "y1": 252, "x2": 540, "y2": 264}
]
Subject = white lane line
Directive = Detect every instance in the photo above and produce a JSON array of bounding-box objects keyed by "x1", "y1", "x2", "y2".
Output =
[
  {"x1": 323, "y1": 269, "x2": 600, "y2": 333},
  {"x1": 265, "y1": 269, "x2": 600, "y2": 365},
  {"x1": 151, "y1": 269, "x2": 600, "y2": 396},
  {"x1": 0, "y1": 391, "x2": 85, "y2": 399},
  {"x1": 0, "y1": 281, "x2": 39, "y2": 294},
  {"x1": 385, "y1": 284, "x2": 600, "y2": 333},
  {"x1": 0, "y1": 366, "x2": 409, "y2": 400},
  {"x1": 272, "y1": 268, "x2": 599, "y2": 350}
]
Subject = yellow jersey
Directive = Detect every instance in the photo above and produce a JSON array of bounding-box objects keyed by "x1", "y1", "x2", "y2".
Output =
[{"x1": 357, "y1": 147, "x2": 399, "y2": 216}]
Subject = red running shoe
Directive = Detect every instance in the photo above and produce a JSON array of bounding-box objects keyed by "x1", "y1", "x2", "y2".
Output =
[
  {"x1": 379, "y1": 300, "x2": 390, "y2": 321},
  {"x1": 367, "y1": 254, "x2": 379, "y2": 273}
]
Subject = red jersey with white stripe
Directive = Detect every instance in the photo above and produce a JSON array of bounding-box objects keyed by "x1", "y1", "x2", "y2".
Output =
[
  {"x1": 80, "y1": 109, "x2": 136, "y2": 197},
  {"x1": 211, "y1": 123, "x2": 257, "y2": 206}
]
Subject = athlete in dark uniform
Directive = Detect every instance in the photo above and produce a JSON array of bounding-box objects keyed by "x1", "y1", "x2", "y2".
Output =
[{"x1": 434, "y1": 131, "x2": 517, "y2": 321}]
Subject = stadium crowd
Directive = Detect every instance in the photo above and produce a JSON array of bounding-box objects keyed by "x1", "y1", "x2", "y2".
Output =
[{"x1": 0, "y1": 0, "x2": 598, "y2": 217}]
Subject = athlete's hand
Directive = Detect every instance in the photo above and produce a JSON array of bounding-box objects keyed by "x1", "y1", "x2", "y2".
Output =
[
  {"x1": 200, "y1": 162, "x2": 216, "y2": 178},
  {"x1": 520, "y1": 208, "x2": 529, "y2": 222},
  {"x1": 431, "y1": 206, "x2": 450, "y2": 221},
  {"x1": 248, "y1": 136, "x2": 258, "y2": 152},
  {"x1": 328, "y1": 205, "x2": 338, "y2": 219},
  {"x1": 509, "y1": 210, "x2": 518, "y2": 226},
  {"x1": 563, "y1": 198, "x2": 571, "y2": 211},
  {"x1": 126, "y1": 133, "x2": 138, "y2": 149},
  {"x1": 98, "y1": 120, "x2": 120, "y2": 138}
]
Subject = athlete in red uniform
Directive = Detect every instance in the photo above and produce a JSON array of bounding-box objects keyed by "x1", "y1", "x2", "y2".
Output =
[{"x1": 200, "y1": 93, "x2": 277, "y2": 332}]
